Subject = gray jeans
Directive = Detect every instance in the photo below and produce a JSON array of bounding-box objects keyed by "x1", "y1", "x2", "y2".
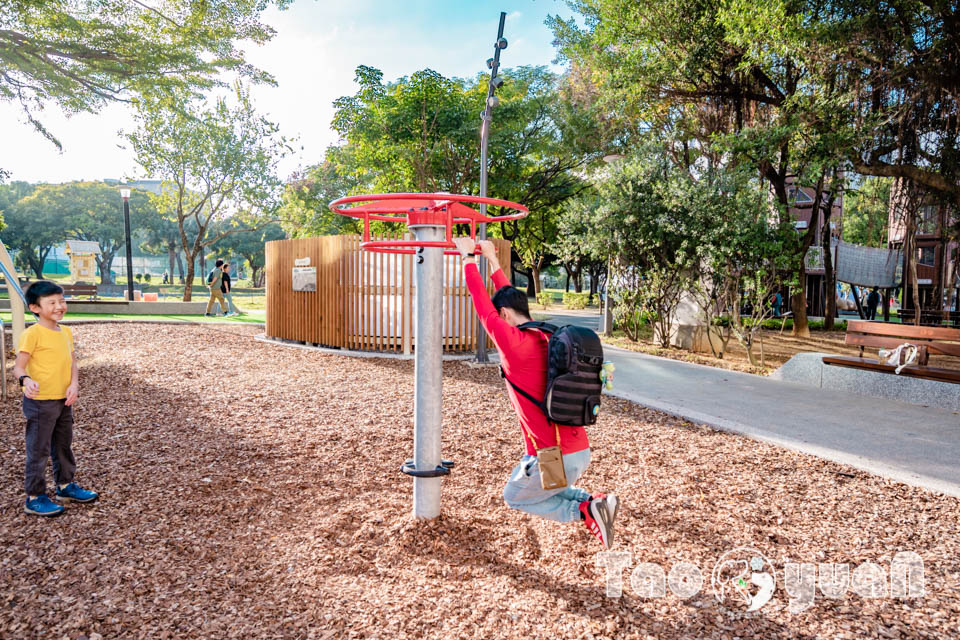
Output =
[{"x1": 23, "y1": 397, "x2": 75, "y2": 496}]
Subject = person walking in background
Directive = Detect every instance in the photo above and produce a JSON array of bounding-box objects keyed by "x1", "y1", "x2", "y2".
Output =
[
  {"x1": 867, "y1": 287, "x2": 881, "y2": 321},
  {"x1": 204, "y1": 259, "x2": 227, "y2": 317},
  {"x1": 220, "y1": 262, "x2": 241, "y2": 317}
]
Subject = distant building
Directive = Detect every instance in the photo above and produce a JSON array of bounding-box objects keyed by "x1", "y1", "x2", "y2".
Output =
[
  {"x1": 64, "y1": 240, "x2": 101, "y2": 283},
  {"x1": 887, "y1": 179, "x2": 959, "y2": 318}
]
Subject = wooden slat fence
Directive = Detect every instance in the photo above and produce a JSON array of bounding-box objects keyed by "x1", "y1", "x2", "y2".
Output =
[{"x1": 266, "y1": 235, "x2": 511, "y2": 353}]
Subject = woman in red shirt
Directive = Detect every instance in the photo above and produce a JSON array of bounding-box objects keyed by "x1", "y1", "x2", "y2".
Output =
[{"x1": 455, "y1": 237, "x2": 619, "y2": 549}]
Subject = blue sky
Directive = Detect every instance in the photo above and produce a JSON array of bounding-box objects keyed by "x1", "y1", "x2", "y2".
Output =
[{"x1": 0, "y1": 0, "x2": 575, "y2": 185}]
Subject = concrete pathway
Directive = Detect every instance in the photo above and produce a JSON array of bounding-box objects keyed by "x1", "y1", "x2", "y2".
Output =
[{"x1": 541, "y1": 312, "x2": 960, "y2": 498}]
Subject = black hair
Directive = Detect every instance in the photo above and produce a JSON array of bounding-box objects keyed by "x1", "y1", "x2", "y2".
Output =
[
  {"x1": 215, "y1": 259, "x2": 224, "y2": 268},
  {"x1": 491, "y1": 285, "x2": 531, "y2": 319},
  {"x1": 25, "y1": 280, "x2": 64, "y2": 307}
]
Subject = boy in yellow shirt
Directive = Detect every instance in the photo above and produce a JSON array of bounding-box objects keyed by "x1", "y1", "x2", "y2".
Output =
[{"x1": 13, "y1": 281, "x2": 98, "y2": 517}]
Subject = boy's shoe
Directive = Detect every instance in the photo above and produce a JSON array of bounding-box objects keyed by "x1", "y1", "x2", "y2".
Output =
[
  {"x1": 56, "y1": 482, "x2": 99, "y2": 503},
  {"x1": 24, "y1": 495, "x2": 65, "y2": 517},
  {"x1": 580, "y1": 497, "x2": 615, "y2": 549}
]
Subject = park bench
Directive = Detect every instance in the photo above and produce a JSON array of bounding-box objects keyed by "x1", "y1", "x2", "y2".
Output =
[
  {"x1": 897, "y1": 309, "x2": 960, "y2": 328},
  {"x1": 60, "y1": 283, "x2": 99, "y2": 300},
  {"x1": 822, "y1": 320, "x2": 960, "y2": 384}
]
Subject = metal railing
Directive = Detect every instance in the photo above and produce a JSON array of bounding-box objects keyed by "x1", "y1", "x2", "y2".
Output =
[{"x1": 0, "y1": 262, "x2": 30, "y2": 401}]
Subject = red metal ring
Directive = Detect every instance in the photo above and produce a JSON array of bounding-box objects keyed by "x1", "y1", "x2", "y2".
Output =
[{"x1": 329, "y1": 192, "x2": 528, "y2": 253}]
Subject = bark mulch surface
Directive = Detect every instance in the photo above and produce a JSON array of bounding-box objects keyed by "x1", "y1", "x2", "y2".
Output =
[{"x1": 1, "y1": 324, "x2": 958, "y2": 639}]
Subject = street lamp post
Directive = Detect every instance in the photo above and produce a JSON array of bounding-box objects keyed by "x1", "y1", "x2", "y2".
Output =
[
  {"x1": 120, "y1": 188, "x2": 135, "y2": 303},
  {"x1": 600, "y1": 155, "x2": 624, "y2": 336},
  {"x1": 476, "y1": 11, "x2": 508, "y2": 363}
]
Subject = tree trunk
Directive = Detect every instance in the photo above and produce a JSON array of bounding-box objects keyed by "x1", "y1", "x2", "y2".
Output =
[
  {"x1": 565, "y1": 270, "x2": 570, "y2": 292},
  {"x1": 184, "y1": 253, "x2": 197, "y2": 302},
  {"x1": 176, "y1": 253, "x2": 185, "y2": 284},
  {"x1": 905, "y1": 212, "x2": 921, "y2": 325},
  {"x1": 531, "y1": 264, "x2": 542, "y2": 295},
  {"x1": 167, "y1": 245, "x2": 177, "y2": 285},
  {"x1": 791, "y1": 272, "x2": 810, "y2": 337},
  {"x1": 96, "y1": 252, "x2": 116, "y2": 284},
  {"x1": 27, "y1": 253, "x2": 44, "y2": 280},
  {"x1": 573, "y1": 270, "x2": 583, "y2": 293},
  {"x1": 823, "y1": 221, "x2": 836, "y2": 330}
]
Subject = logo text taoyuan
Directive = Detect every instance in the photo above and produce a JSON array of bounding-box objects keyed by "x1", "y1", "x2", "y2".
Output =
[{"x1": 596, "y1": 550, "x2": 924, "y2": 613}]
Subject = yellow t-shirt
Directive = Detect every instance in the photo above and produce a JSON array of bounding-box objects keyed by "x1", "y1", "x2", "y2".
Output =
[{"x1": 18, "y1": 324, "x2": 74, "y2": 400}]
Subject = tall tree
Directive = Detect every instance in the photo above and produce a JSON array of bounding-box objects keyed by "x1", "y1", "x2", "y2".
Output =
[
  {"x1": 324, "y1": 65, "x2": 600, "y2": 294},
  {"x1": 128, "y1": 84, "x2": 289, "y2": 300},
  {"x1": 550, "y1": 0, "x2": 853, "y2": 335},
  {"x1": 0, "y1": 0, "x2": 289, "y2": 150}
]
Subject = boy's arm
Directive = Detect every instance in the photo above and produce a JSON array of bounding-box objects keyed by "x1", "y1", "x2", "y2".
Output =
[
  {"x1": 454, "y1": 239, "x2": 524, "y2": 350},
  {"x1": 13, "y1": 351, "x2": 39, "y2": 398},
  {"x1": 65, "y1": 351, "x2": 79, "y2": 406}
]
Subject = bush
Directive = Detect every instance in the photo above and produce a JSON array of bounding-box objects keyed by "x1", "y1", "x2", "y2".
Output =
[
  {"x1": 143, "y1": 273, "x2": 152, "y2": 283},
  {"x1": 536, "y1": 291, "x2": 553, "y2": 308},
  {"x1": 562, "y1": 292, "x2": 591, "y2": 310},
  {"x1": 135, "y1": 273, "x2": 143, "y2": 282}
]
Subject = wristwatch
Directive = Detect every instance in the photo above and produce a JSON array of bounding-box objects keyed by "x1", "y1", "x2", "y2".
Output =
[{"x1": 18, "y1": 375, "x2": 29, "y2": 387}]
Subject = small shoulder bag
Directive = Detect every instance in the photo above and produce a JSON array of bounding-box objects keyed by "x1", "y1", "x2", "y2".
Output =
[{"x1": 520, "y1": 421, "x2": 567, "y2": 490}]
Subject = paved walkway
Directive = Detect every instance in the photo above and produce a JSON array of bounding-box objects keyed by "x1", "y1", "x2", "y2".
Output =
[{"x1": 541, "y1": 310, "x2": 960, "y2": 498}]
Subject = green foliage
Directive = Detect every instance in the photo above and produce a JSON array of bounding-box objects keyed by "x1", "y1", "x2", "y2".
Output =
[
  {"x1": 128, "y1": 84, "x2": 289, "y2": 300},
  {"x1": 135, "y1": 273, "x2": 143, "y2": 282},
  {"x1": 0, "y1": 0, "x2": 289, "y2": 150},
  {"x1": 143, "y1": 272, "x2": 151, "y2": 283},
  {"x1": 8, "y1": 181, "x2": 157, "y2": 282},
  {"x1": 562, "y1": 292, "x2": 591, "y2": 310},
  {"x1": 313, "y1": 65, "x2": 598, "y2": 290},
  {"x1": 843, "y1": 178, "x2": 892, "y2": 248},
  {"x1": 536, "y1": 291, "x2": 553, "y2": 308}
]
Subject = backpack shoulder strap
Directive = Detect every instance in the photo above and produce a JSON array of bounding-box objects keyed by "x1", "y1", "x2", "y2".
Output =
[
  {"x1": 516, "y1": 321, "x2": 559, "y2": 334},
  {"x1": 499, "y1": 366, "x2": 545, "y2": 410}
]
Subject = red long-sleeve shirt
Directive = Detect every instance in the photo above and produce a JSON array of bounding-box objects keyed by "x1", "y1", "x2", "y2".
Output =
[{"x1": 464, "y1": 262, "x2": 590, "y2": 456}]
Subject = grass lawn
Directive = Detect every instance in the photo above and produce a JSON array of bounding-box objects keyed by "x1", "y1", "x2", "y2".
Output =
[{"x1": 0, "y1": 310, "x2": 265, "y2": 324}]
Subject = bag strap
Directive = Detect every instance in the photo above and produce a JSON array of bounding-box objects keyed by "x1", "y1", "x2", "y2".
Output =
[
  {"x1": 500, "y1": 366, "x2": 543, "y2": 408},
  {"x1": 518, "y1": 417, "x2": 561, "y2": 454},
  {"x1": 516, "y1": 321, "x2": 559, "y2": 334}
]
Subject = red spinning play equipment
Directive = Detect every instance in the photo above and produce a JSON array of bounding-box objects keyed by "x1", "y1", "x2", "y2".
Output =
[{"x1": 328, "y1": 193, "x2": 528, "y2": 254}]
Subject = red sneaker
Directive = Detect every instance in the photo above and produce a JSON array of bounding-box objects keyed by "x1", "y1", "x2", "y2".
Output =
[{"x1": 579, "y1": 498, "x2": 614, "y2": 549}]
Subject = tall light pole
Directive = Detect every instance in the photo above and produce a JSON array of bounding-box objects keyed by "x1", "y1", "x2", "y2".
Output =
[
  {"x1": 477, "y1": 11, "x2": 508, "y2": 363},
  {"x1": 600, "y1": 155, "x2": 624, "y2": 335},
  {"x1": 120, "y1": 188, "x2": 135, "y2": 302}
]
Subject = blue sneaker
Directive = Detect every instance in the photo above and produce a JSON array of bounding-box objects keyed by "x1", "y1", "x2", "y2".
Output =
[
  {"x1": 55, "y1": 482, "x2": 99, "y2": 503},
  {"x1": 24, "y1": 495, "x2": 65, "y2": 517}
]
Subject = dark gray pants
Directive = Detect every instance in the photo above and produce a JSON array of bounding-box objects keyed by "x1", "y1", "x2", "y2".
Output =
[{"x1": 23, "y1": 398, "x2": 75, "y2": 496}]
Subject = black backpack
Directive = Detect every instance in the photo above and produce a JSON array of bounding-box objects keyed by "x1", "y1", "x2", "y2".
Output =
[{"x1": 501, "y1": 321, "x2": 605, "y2": 426}]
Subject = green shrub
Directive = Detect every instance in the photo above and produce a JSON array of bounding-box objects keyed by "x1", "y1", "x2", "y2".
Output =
[
  {"x1": 135, "y1": 273, "x2": 143, "y2": 282},
  {"x1": 536, "y1": 291, "x2": 552, "y2": 308},
  {"x1": 143, "y1": 273, "x2": 152, "y2": 283},
  {"x1": 562, "y1": 292, "x2": 591, "y2": 310}
]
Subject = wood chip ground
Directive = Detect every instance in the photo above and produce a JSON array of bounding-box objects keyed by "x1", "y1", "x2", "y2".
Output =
[{"x1": 1, "y1": 324, "x2": 957, "y2": 639}]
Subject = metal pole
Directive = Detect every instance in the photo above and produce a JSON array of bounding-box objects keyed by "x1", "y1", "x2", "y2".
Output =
[
  {"x1": 123, "y1": 198, "x2": 135, "y2": 302},
  {"x1": 411, "y1": 224, "x2": 445, "y2": 519},
  {"x1": 478, "y1": 112, "x2": 491, "y2": 362},
  {"x1": 476, "y1": 11, "x2": 507, "y2": 363}
]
